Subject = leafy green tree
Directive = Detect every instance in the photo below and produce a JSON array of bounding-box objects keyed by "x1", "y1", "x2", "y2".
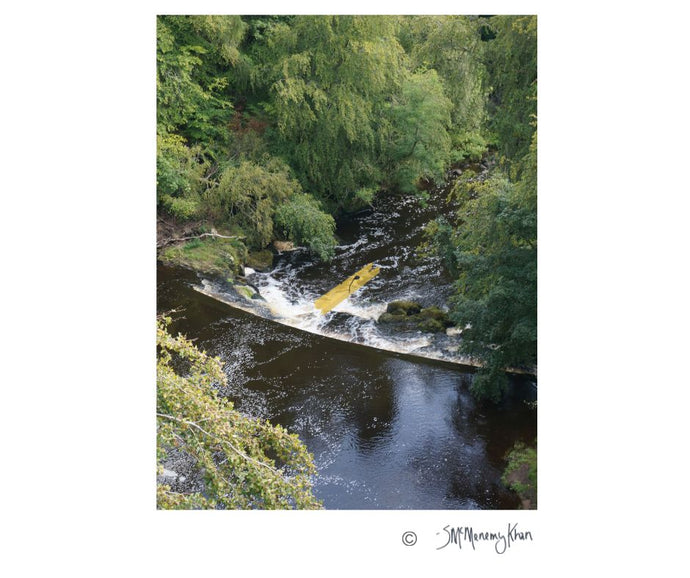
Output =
[
  {"x1": 382, "y1": 68, "x2": 453, "y2": 193},
  {"x1": 156, "y1": 132, "x2": 208, "y2": 221},
  {"x1": 399, "y1": 15, "x2": 489, "y2": 161},
  {"x1": 157, "y1": 317, "x2": 322, "y2": 509},
  {"x1": 483, "y1": 15, "x2": 537, "y2": 164},
  {"x1": 157, "y1": 16, "x2": 246, "y2": 155},
  {"x1": 273, "y1": 194, "x2": 337, "y2": 260},
  {"x1": 261, "y1": 15, "x2": 406, "y2": 210},
  {"x1": 502, "y1": 441, "x2": 537, "y2": 508},
  {"x1": 205, "y1": 158, "x2": 302, "y2": 248},
  {"x1": 436, "y1": 133, "x2": 536, "y2": 401}
]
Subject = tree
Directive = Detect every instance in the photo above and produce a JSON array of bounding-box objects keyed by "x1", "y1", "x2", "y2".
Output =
[
  {"x1": 273, "y1": 193, "x2": 337, "y2": 260},
  {"x1": 432, "y1": 132, "x2": 537, "y2": 401},
  {"x1": 156, "y1": 16, "x2": 248, "y2": 223},
  {"x1": 205, "y1": 158, "x2": 302, "y2": 249},
  {"x1": 157, "y1": 317, "x2": 322, "y2": 509},
  {"x1": 483, "y1": 15, "x2": 537, "y2": 164},
  {"x1": 382, "y1": 68, "x2": 453, "y2": 193},
  {"x1": 421, "y1": 16, "x2": 537, "y2": 401},
  {"x1": 399, "y1": 15, "x2": 489, "y2": 161},
  {"x1": 157, "y1": 16, "x2": 245, "y2": 152},
  {"x1": 156, "y1": 132, "x2": 208, "y2": 221},
  {"x1": 502, "y1": 441, "x2": 537, "y2": 508},
  {"x1": 261, "y1": 15, "x2": 406, "y2": 210}
]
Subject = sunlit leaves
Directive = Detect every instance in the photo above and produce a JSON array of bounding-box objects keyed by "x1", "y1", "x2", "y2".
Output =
[
  {"x1": 273, "y1": 194, "x2": 337, "y2": 260},
  {"x1": 384, "y1": 68, "x2": 453, "y2": 192},
  {"x1": 264, "y1": 16, "x2": 405, "y2": 209},
  {"x1": 157, "y1": 16, "x2": 246, "y2": 153},
  {"x1": 156, "y1": 318, "x2": 322, "y2": 509},
  {"x1": 207, "y1": 159, "x2": 302, "y2": 248},
  {"x1": 399, "y1": 15, "x2": 488, "y2": 160}
]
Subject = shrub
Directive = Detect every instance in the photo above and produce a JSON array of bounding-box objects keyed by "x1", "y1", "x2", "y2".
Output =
[
  {"x1": 159, "y1": 194, "x2": 201, "y2": 221},
  {"x1": 502, "y1": 441, "x2": 537, "y2": 508},
  {"x1": 156, "y1": 132, "x2": 207, "y2": 199},
  {"x1": 273, "y1": 193, "x2": 337, "y2": 261},
  {"x1": 207, "y1": 158, "x2": 301, "y2": 248}
]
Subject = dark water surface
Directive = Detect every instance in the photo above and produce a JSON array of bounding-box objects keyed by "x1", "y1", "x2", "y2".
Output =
[{"x1": 157, "y1": 183, "x2": 536, "y2": 509}]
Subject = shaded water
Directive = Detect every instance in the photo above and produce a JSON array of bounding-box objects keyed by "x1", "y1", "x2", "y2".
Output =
[{"x1": 157, "y1": 180, "x2": 537, "y2": 509}]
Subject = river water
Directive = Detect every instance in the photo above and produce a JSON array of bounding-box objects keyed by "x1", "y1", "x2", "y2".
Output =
[{"x1": 157, "y1": 176, "x2": 537, "y2": 509}]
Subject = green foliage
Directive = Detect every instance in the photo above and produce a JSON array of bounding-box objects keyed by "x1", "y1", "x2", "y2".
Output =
[
  {"x1": 273, "y1": 194, "x2": 337, "y2": 261},
  {"x1": 418, "y1": 15, "x2": 538, "y2": 402},
  {"x1": 383, "y1": 68, "x2": 453, "y2": 192},
  {"x1": 483, "y1": 15, "x2": 537, "y2": 164},
  {"x1": 451, "y1": 130, "x2": 489, "y2": 162},
  {"x1": 502, "y1": 441, "x2": 537, "y2": 508},
  {"x1": 262, "y1": 15, "x2": 406, "y2": 209},
  {"x1": 158, "y1": 195, "x2": 201, "y2": 222},
  {"x1": 422, "y1": 217, "x2": 459, "y2": 275},
  {"x1": 157, "y1": 16, "x2": 245, "y2": 151},
  {"x1": 426, "y1": 134, "x2": 536, "y2": 401},
  {"x1": 453, "y1": 168, "x2": 536, "y2": 398},
  {"x1": 156, "y1": 132, "x2": 207, "y2": 198},
  {"x1": 399, "y1": 16, "x2": 489, "y2": 160},
  {"x1": 156, "y1": 132, "x2": 207, "y2": 221},
  {"x1": 206, "y1": 158, "x2": 302, "y2": 249},
  {"x1": 182, "y1": 238, "x2": 203, "y2": 250},
  {"x1": 352, "y1": 187, "x2": 376, "y2": 208},
  {"x1": 157, "y1": 317, "x2": 322, "y2": 509}
]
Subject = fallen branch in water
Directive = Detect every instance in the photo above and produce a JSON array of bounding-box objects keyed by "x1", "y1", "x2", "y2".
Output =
[{"x1": 158, "y1": 232, "x2": 245, "y2": 248}]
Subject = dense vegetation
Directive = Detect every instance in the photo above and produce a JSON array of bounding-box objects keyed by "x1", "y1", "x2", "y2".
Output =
[
  {"x1": 156, "y1": 15, "x2": 537, "y2": 506},
  {"x1": 502, "y1": 440, "x2": 537, "y2": 508},
  {"x1": 425, "y1": 15, "x2": 537, "y2": 401},
  {"x1": 156, "y1": 15, "x2": 492, "y2": 250}
]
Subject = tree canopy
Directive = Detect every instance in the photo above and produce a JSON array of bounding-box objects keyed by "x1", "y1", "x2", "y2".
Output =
[{"x1": 424, "y1": 15, "x2": 537, "y2": 400}]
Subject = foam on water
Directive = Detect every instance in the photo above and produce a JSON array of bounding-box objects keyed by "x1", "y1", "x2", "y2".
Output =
[{"x1": 194, "y1": 272, "x2": 477, "y2": 369}]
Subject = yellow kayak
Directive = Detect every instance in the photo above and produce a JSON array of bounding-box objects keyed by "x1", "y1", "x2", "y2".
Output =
[{"x1": 314, "y1": 263, "x2": 380, "y2": 314}]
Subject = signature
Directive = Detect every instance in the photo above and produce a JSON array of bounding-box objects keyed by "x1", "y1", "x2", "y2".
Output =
[{"x1": 436, "y1": 524, "x2": 533, "y2": 554}]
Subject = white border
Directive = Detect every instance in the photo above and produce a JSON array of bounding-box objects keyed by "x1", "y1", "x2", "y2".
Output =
[{"x1": 4, "y1": 1, "x2": 688, "y2": 574}]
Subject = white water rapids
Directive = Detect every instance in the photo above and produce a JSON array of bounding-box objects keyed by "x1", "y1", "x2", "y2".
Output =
[{"x1": 194, "y1": 266, "x2": 477, "y2": 369}]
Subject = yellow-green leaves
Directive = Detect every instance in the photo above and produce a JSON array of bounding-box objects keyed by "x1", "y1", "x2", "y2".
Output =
[
  {"x1": 208, "y1": 159, "x2": 302, "y2": 249},
  {"x1": 156, "y1": 318, "x2": 322, "y2": 509},
  {"x1": 384, "y1": 69, "x2": 453, "y2": 193}
]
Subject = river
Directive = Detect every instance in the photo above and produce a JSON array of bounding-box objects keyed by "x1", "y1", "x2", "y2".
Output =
[{"x1": 157, "y1": 173, "x2": 537, "y2": 509}]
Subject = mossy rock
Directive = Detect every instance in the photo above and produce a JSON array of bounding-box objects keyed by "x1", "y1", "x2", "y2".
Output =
[
  {"x1": 386, "y1": 300, "x2": 422, "y2": 316},
  {"x1": 378, "y1": 302, "x2": 455, "y2": 333},
  {"x1": 419, "y1": 306, "x2": 445, "y2": 320},
  {"x1": 246, "y1": 249, "x2": 274, "y2": 272},
  {"x1": 419, "y1": 306, "x2": 455, "y2": 327},
  {"x1": 417, "y1": 318, "x2": 446, "y2": 333},
  {"x1": 233, "y1": 284, "x2": 256, "y2": 301},
  {"x1": 378, "y1": 312, "x2": 404, "y2": 324},
  {"x1": 159, "y1": 237, "x2": 241, "y2": 278}
]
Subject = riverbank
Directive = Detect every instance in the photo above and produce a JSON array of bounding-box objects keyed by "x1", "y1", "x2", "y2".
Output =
[{"x1": 158, "y1": 214, "x2": 279, "y2": 282}]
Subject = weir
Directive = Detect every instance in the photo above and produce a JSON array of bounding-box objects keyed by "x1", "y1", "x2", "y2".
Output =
[{"x1": 193, "y1": 280, "x2": 535, "y2": 377}]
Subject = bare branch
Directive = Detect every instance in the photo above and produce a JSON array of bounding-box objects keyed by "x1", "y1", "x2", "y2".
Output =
[{"x1": 157, "y1": 232, "x2": 246, "y2": 248}]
